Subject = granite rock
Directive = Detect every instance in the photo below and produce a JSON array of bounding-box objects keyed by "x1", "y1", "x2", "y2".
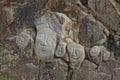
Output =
[{"x1": 78, "y1": 15, "x2": 107, "y2": 47}]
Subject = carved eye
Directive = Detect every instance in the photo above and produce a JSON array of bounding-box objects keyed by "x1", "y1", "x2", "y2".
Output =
[
  {"x1": 90, "y1": 46, "x2": 100, "y2": 57},
  {"x1": 72, "y1": 48, "x2": 80, "y2": 59},
  {"x1": 37, "y1": 34, "x2": 44, "y2": 41},
  {"x1": 37, "y1": 34, "x2": 48, "y2": 46}
]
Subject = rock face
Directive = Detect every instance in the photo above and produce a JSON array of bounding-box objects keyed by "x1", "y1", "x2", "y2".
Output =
[
  {"x1": 78, "y1": 15, "x2": 107, "y2": 47},
  {"x1": 16, "y1": 32, "x2": 32, "y2": 49},
  {"x1": 55, "y1": 41, "x2": 67, "y2": 57},
  {"x1": 35, "y1": 23, "x2": 57, "y2": 62},
  {"x1": 88, "y1": 0, "x2": 120, "y2": 32},
  {"x1": 67, "y1": 43, "x2": 85, "y2": 69},
  {"x1": 0, "y1": 0, "x2": 120, "y2": 80}
]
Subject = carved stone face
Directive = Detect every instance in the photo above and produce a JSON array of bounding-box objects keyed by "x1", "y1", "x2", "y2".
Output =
[
  {"x1": 67, "y1": 43, "x2": 85, "y2": 69},
  {"x1": 55, "y1": 42, "x2": 67, "y2": 57},
  {"x1": 90, "y1": 46, "x2": 100, "y2": 57},
  {"x1": 35, "y1": 24, "x2": 56, "y2": 62},
  {"x1": 16, "y1": 32, "x2": 30, "y2": 48}
]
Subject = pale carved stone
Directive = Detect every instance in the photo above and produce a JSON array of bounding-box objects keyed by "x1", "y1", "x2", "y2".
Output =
[
  {"x1": 90, "y1": 46, "x2": 101, "y2": 57},
  {"x1": 89, "y1": 46, "x2": 102, "y2": 65},
  {"x1": 67, "y1": 43, "x2": 85, "y2": 69},
  {"x1": 55, "y1": 41, "x2": 67, "y2": 57},
  {"x1": 35, "y1": 10, "x2": 73, "y2": 39},
  {"x1": 35, "y1": 23, "x2": 56, "y2": 62},
  {"x1": 16, "y1": 32, "x2": 32, "y2": 49},
  {"x1": 89, "y1": 46, "x2": 111, "y2": 64}
]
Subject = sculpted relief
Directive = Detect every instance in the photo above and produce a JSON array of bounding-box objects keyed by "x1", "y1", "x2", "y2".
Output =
[
  {"x1": 67, "y1": 43, "x2": 85, "y2": 69},
  {"x1": 15, "y1": 31, "x2": 33, "y2": 50},
  {"x1": 55, "y1": 41, "x2": 67, "y2": 57},
  {"x1": 35, "y1": 23, "x2": 57, "y2": 62},
  {"x1": 34, "y1": 11, "x2": 86, "y2": 69}
]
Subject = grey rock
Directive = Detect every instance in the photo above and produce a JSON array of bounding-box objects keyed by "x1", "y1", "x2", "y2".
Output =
[
  {"x1": 113, "y1": 68, "x2": 120, "y2": 80},
  {"x1": 71, "y1": 60, "x2": 97, "y2": 80},
  {"x1": 55, "y1": 59, "x2": 68, "y2": 80},
  {"x1": 88, "y1": 0, "x2": 120, "y2": 32},
  {"x1": 90, "y1": 46, "x2": 101, "y2": 57},
  {"x1": 82, "y1": 60, "x2": 98, "y2": 71},
  {"x1": 55, "y1": 41, "x2": 67, "y2": 57},
  {"x1": 16, "y1": 32, "x2": 32, "y2": 48},
  {"x1": 100, "y1": 46, "x2": 111, "y2": 61},
  {"x1": 89, "y1": 46, "x2": 111, "y2": 64},
  {"x1": 5, "y1": 62, "x2": 39, "y2": 80},
  {"x1": 38, "y1": 60, "x2": 68, "y2": 80},
  {"x1": 89, "y1": 71, "x2": 112, "y2": 80},
  {"x1": 35, "y1": 10, "x2": 72, "y2": 37},
  {"x1": 78, "y1": 16, "x2": 107, "y2": 47},
  {"x1": 35, "y1": 23, "x2": 57, "y2": 62},
  {"x1": 89, "y1": 46, "x2": 102, "y2": 64},
  {"x1": 97, "y1": 60, "x2": 120, "y2": 75},
  {"x1": 35, "y1": 11, "x2": 62, "y2": 35},
  {"x1": 67, "y1": 43, "x2": 85, "y2": 69}
]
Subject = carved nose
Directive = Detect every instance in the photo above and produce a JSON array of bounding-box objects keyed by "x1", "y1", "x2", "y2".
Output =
[
  {"x1": 39, "y1": 40, "x2": 48, "y2": 46},
  {"x1": 72, "y1": 49, "x2": 78, "y2": 59}
]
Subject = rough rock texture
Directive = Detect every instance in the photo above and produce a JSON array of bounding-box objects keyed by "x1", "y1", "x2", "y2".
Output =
[{"x1": 0, "y1": 0, "x2": 120, "y2": 80}]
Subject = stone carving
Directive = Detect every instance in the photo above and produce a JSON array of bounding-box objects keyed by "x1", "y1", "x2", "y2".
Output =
[
  {"x1": 16, "y1": 32, "x2": 33, "y2": 49},
  {"x1": 35, "y1": 11, "x2": 63, "y2": 35},
  {"x1": 35, "y1": 10, "x2": 73, "y2": 38},
  {"x1": 55, "y1": 41, "x2": 67, "y2": 57},
  {"x1": 35, "y1": 23, "x2": 56, "y2": 62},
  {"x1": 89, "y1": 46, "x2": 102, "y2": 65},
  {"x1": 90, "y1": 46, "x2": 101, "y2": 57},
  {"x1": 67, "y1": 43, "x2": 85, "y2": 69},
  {"x1": 89, "y1": 46, "x2": 111, "y2": 64}
]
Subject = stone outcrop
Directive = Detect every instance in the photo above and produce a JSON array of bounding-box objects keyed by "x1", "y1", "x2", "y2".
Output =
[{"x1": 0, "y1": 0, "x2": 120, "y2": 80}]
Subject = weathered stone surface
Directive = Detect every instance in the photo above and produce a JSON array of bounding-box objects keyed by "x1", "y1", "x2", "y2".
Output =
[
  {"x1": 0, "y1": 6, "x2": 14, "y2": 40},
  {"x1": 97, "y1": 60, "x2": 120, "y2": 76},
  {"x1": 78, "y1": 15, "x2": 107, "y2": 47},
  {"x1": 54, "y1": 59, "x2": 68, "y2": 80},
  {"x1": 113, "y1": 68, "x2": 120, "y2": 80},
  {"x1": 67, "y1": 43, "x2": 85, "y2": 69},
  {"x1": 90, "y1": 46, "x2": 101, "y2": 57},
  {"x1": 100, "y1": 46, "x2": 111, "y2": 61},
  {"x1": 71, "y1": 60, "x2": 97, "y2": 80},
  {"x1": 112, "y1": 34, "x2": 120, "y2": 59},
  {"x1": 55, "y1": 12, "x2": 73, "y2": 38},
  {"x1": 16, "y1": 32, "x2": 32, "y2": 49},
  {"x1": 35, "y1": 10, "x2": 72, "y2": 38},
  {"x1": 89, "y1": 46, "x2": 102, "y2": 65},
  {"x1": 0, "y1": 0, "x2": 120, "y2": 79},
  {"x1": 89, "y1": 71, "x2": 112, "y2": 80},
  {"x1": 35, "y1": 23, "x2": 56, "y2": 62},
  {"x1": 38, "y1": 59, "x2": 68, "y2": 80},
  {"x1": 88, "y1": 0, "x2": 120, "y2": 32},
  {"x1": 55, "y1": 41, "x2": 67, "y2": 57},
  {"x1": 5, "y1": 62, "x2": 39, "y2": 80},
  {"x1": 89, "y1": 46, "x2": 111, "y2": 64}
]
